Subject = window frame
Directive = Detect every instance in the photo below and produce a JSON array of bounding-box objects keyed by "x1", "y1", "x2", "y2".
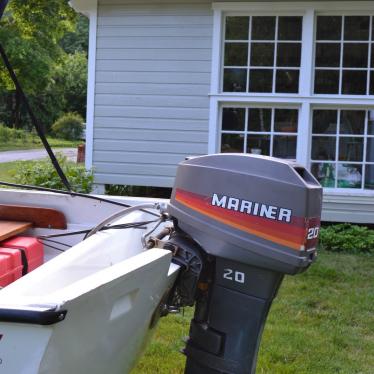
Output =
[{"x1": 209, "y1": 1, "x2": 374, "y2": 195}]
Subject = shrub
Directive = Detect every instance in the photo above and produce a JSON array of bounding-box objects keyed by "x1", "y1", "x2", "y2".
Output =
[
  {"x1": 15, "y1": 154, "x2": 93, "y2": 193},
  {"x1": 105, "y1": 184, "x2": 172, "y2": 198},
  {"x1": 0, "y1": 124, "x2": 34, "y2": 143},
  {"x1": 51, "y1": 113, "x2": 83, "y2": 140},
  {"x1": 0, "y1": 124, "x2": 11, "y2": 142},
  {"x1": 319, "y1": 224, "x2": 374, "y2": 254}
]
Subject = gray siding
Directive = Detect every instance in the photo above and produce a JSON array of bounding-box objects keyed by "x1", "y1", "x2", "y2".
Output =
[{"x1": 94, "y1": 0, "x2": 212, "y2": 187}]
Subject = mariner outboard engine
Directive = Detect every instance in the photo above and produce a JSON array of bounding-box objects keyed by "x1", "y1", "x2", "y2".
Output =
[{"x1": 164, "y1": 154, "x2": 322, "y2": 374}]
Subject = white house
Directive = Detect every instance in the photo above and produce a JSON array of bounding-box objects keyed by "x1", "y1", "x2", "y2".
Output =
[{"x1": 70, "y1": 0, "x2": 374, "y2": 223}]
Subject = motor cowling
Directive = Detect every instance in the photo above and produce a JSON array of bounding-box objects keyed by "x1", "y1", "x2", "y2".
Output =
[{"x1": 166, "y1": 154, "x2": 322, "y2": 374}]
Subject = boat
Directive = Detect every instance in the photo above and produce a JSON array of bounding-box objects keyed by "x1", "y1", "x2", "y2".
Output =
[{"x1": 0, "y1": 188, "x2": 180, "y2": 373}]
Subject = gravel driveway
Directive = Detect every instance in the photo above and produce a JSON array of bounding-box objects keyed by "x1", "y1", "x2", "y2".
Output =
[{"x1": 0, "y1": 148, "x2": 77, "y2": 163}]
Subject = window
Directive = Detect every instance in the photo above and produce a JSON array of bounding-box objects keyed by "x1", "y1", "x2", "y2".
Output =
[
  {"x1": 223, "y1": 16, "x2": 303, "y2": 93},
  {"x1": 211, "y1": 2, "x2": 374, "y2": 194},
  {"x1": 311, "y1": 109, "x2": 374, "y2": 189},
  {"x1": 221, "y1": 107, "x2": 298, "y2": 158},
  {"x1": 314, "y1": 16, "x2": 374, "y2": 95}
]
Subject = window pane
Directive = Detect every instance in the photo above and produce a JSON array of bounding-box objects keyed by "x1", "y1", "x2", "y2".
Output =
[
  {"x1": 314, "y1": 70, "x2": 339, "y2": 94},
  {"x1": 246, "y1": 135, "x2": 270, "y2": 155},
  {"x1": 372, "y1": 44, "x2": 374, "y2": 67},
  {"x1": 249, "y1": 69, "x2": 273, "y2": 92},
  {"x1": 337, "y1": 164, "x2": 362, "y2": 188},
  {"x1": 223, "y1": 68, "x2": 247, "y2": 92},
  {"x1": 315, "y1": 43, "x2": 341, "y2": 67},
  {"x1": 278, "y1": 16, "x2": 302, "y2": 41},
  {"x1": 366, "y1": 138, "x2": 374, "y2": 162},
  {"x1": 344, "y1": 16, "x2": 370, "y2": 41},
  {"x1": 222, "y1": 108, "x2": 246, "y2": 131},
  {"x1": 224, "y1": 43, "x2": 248, "y2": 66},
  {"x1": 365, "y1": 164, "x2": 374, "y2": 189},
  {"x1": 370, "y1": 71, "x2": 374, "y2": 95},
  {"x1": 311, "y1": 163, "x2": 336, "y2": 187},
  {"x1": 275, "y1": 70, "x2": 299, "y2": 93},
  {"x1": 225, "y1": 16, "x2": 249, "y2": 40},
  {"x1": 316, "y1": 16, "x2": 342, "y2": 40},
  {"x1": 248, "y1": 108, "x2": 271, "y2": 132},
  {"x1": 277, "y1": 43, "x2": 301, "y2": 67},
  {"x1": 368, "y1": 110, "x2": 374, "y2": 135},
  {"x1": 312, "y1": 137, "x2": 336, "y2": 161},
  {"x1": 339, "y1": 137, "x2": 364, "y2": 161},
  {"x1": 274, "y1": 109, "x2": 298, "y2": 132},
  {"x1": 221, "y1": 134, "x2": 244, "y2": 153},
  {"x1": 340, "y1": 110, "x2": 366, "y2": 135},
  {"x1": 342, "y1": 70, "x2": 367, "y2": 95},
  {"x1": 252, "y1": 16, "x2": 276, "y2": 40},
  {"x1": 273, "y1": 135, "x2": 297, "y2": 158},
  {"x1": 250, "y1": 43, "x2": 274, "y2": 66},
  {"x1": 313, "y1": 110, "x2": 338, "y2": 134},
  {"x1": 343, "y1": 43, "x2": 369, "y2": 68}
]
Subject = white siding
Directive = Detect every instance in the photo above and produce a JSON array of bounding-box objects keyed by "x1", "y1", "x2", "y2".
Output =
[{"x1": 94, "y1": 0, "x2": 212, "y2": 187}]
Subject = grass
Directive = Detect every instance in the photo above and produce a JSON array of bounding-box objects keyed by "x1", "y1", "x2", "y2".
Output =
[
  {"x1": 0, "y1": 137, "x2": 79, "y2": 152},
  {"x1": 0, "y1": 161, "x2": 24, "y2": 182},
  {"x1": 132, "y1": 251, "x2": 374, "y2": 373}
]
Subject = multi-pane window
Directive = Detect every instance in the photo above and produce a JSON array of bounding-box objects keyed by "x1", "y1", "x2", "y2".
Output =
[
  {"x1": 221, "y1": 107, "x2": 298, "y2": 158},
  {"x1": 217, "y1": 9, "x2": 374, "y2": 192},
  {"x1": 311, "y1": 109, "x2": 374, "y2": 189},
  {"x1": 314, "y1": 16, "x2": 374, "y2": 95},
  {"x1": 223, "y1": 16, "x2": 303, "y2": 93}
]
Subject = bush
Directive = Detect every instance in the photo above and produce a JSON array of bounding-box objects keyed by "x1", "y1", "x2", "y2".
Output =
[
  {"x1": 0, "y1": 124, "x2": 35, "y2": 143},
  {"x1": 15, "y1": 154, "x2": 93, "y2": 193},
  {"x1": 319, "y1": 224, "x2": 374, "y2": 254},
  {"x1": 0, "y1": 124, "x2": 11, "y2": 142},
  {"x1": 51, "y1": 113, "x2": 83, "y2": 140},
  {"x1": 105, "y1": 184, "x2": 172, "y2": 198}
]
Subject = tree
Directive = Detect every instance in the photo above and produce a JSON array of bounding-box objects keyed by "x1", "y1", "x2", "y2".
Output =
[
  {"x1": 0, "y1": 0, "x2": 77, "y2": 128},
  {"x1": 52, "y1": 51, "x2": 88, "y2": 118}
]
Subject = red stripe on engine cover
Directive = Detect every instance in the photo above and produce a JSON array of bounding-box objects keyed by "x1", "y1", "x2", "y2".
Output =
[{"x1": 175, "y1": 188, "x2": 312, "y2": 251}]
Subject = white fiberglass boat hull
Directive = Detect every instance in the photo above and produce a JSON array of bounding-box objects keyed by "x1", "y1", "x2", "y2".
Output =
[{"x1": 0, "y1": 190, "x2": 179, "y2": 374}]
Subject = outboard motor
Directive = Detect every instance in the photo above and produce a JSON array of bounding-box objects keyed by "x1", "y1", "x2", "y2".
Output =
[{"x1": 165, "y1": 154, "x2": 322, "y2": 374}]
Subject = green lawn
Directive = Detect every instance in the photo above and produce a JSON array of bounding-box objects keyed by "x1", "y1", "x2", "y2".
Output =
[
  {"x1": 0, "y1": 161, "x2": 24, "y2": 182},
  {"x1": 0, "y1": 137, "x2": 79, "y2": 152},
  {"x1": 133, "y1": 251, "x2": 374, "y2": 373}
]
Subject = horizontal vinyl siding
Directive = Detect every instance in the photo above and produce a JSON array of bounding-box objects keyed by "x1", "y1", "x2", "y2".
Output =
[
  {"x1": 322, "y1": 194, "x2": 374, "y2": 224},
  {"x1": 95, "y1": 0, "x2": 212, "y2": 187}
]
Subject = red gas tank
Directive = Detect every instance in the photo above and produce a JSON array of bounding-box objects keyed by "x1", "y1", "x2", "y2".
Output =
[
  {"x1": 0, "y1": 248, "x2": 23, "y2": 287},
  {"x1": 1, "y1": 237, "x2": 44, "y2": 274}
]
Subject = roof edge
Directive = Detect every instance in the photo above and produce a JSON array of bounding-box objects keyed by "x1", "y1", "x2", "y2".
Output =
[{"x1": 69, "y1": 0, "x2": 97, "y2": 16}]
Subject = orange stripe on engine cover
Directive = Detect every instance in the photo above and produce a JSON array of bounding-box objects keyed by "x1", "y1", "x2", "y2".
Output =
[{"x1": 175, "y1": 189, "x2": 306, "y2": 251}]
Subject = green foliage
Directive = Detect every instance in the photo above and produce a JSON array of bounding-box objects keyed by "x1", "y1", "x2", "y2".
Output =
[
  {"x1": 52, "y1": 52, "x2": 88, "y2": 118},
  {"x1": 0, "y1": 0, "x2": 76, "y2": 93},
  {"x1": 0, "y1": 2, "x2": 88, "y2": 130},
  {"x1": 60, "y1": 15, "x2": 89, "y2": 54},
  {"x1": 51, "y1": 113, "x2": 83, "y2": 140},
  {"x1": 0, "y1": 124, "x2": 28, "y2": 142},
  {"x1": 106, "y1": 184, "x2": 172, "y2": 198},
  {"x1": 319, "y1": 224, "x2": 374, "y2": 254},
  {"x1": 14, "y1": 154, "x2": 93, "y2": 193}
]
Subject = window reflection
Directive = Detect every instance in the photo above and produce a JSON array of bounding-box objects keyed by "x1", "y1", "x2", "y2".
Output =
[{"x1": 311, "y1": 109, "x2": 372, "y2": 190}]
